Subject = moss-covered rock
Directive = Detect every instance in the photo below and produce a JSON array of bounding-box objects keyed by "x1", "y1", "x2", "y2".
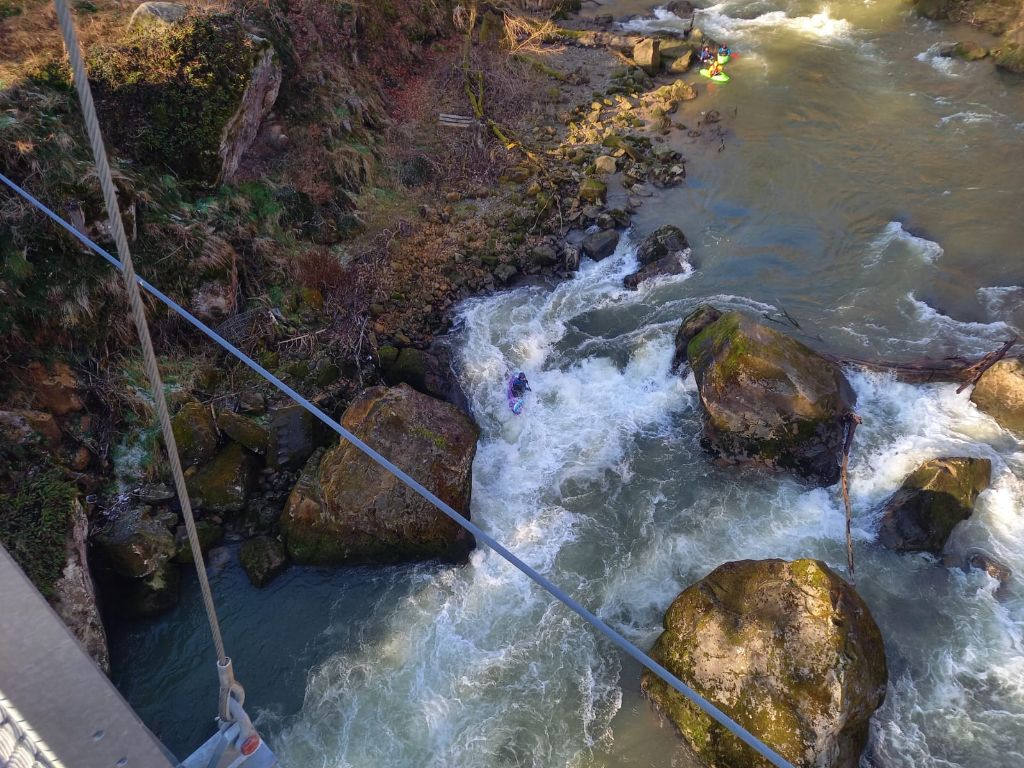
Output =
[
  {"x1": 93, "y1": 507, "x2": 180, "y2": 617},
  {"x1": 623, "y1": 225, "x2": 692, "y2": 290},
  {"x1": 683, "y1": 310, "x2": 856, "y2": 486},
  {"x1": 642, "y1": 559, "x2": 888, "y2": 768},
  {"x1": 970, "y1": 358, "x2": 1024, "y2": 431},
  {"x1": 954, "y1": 39, "x2": 989, "y2": 59},
  {"x1": 281, "y1": 384, "x2": 478, "y2": 565},
  {"x1": 171, "y1": 401, "x2": 218, "y2": 467},
  {"x1": 216, "y1": 410, "x2": 269, "y2": 455},
  {"x1": 994, "y1": 42, "x2": 1024, "y2": 72},
  {"x1": 239, "y1": 536, "x2": 288, "y2": 587},
  {"x1": 0, "y1": 410, "x2": 62, "y2": 449},
  {"x1": 579, "y1": 177, "x2": 608, "y2": 204},
  {"x1": 172, "y1": 519, "x2": 224, "y2": 564},
  {"x1": 876, "y1": 457, "x2": 991, "y2": 553},
  {"x1": 672, "y1": 305, "x2": 722, "y2": 371},
  {"x1": 186, "y1": 442, "x2": 257, "y2": 513}
]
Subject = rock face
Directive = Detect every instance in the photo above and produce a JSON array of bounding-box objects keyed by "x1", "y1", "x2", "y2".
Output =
[
  {"x1": 682, "y1": 310, "x2": 856, "y2": 486},
  {"x1": 876, "y1": 457, "x2": 992, "y2": 553},
  {"x1": 642, "y1": 559, "x2": 888, "y2": 768},
  {"x1": 0, "y1": 410, "x2": 62, "y2": 449},
  {"x1": 280, "y1": 384, "x2": 478, "y2": 565},
  {"x1": 219, "y1": 37, "x2": 282, "y2": 183},
  {"x1": 582, "y1": 229, "x2": 620, "y2": 261},
  {"x1": 377, "y1": 345, "x2": 468, "y2": 410},
  {"x1": 624, "y1": 225, "x2": 692, "y2": 290},
  {"x1": 26, "y1": 361, "x2": 84, "y2": 415},
  {"x1": 239, "y1": 536, "x2": 288, "y2": 587},
  {"x1": 970, "y1": 358, "x2": 1024, "y2": 433},
  {"x1": 93, "y1": 508, "x2": 179, "y2": 617},
  {"x1": 50, "y1": 500, "x2": 109, "y2": 673}
]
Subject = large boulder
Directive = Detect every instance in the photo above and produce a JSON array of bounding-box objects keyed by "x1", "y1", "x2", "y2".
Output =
[
  {"x1": 186, "y1": 442, "x2": 257, "y2": 514},
  {"x1": 171, "y1": 401, "x2": 218, "y2": 467},
  {"x1": 672, "y1": 304, "x2": 721, "y2": 371},
  {"x1": 377, "y1": 345, "x2": 468, "y2": 409},
  {"x1": 876, "y1": 457, "x2": 991, "y2": 553},
  {"x1": 267, "y1": 404, "x2": 321, "y2": 470},
  {"x1": 624, "y1": 225, "x2": 692, "y2": 290},
  {"x1": 970, "y1": 358, "x2": 1024, "y2": 432},
  {"x1": 642, "y1": 559, "x2": 888, "y2": 768},
  {"x1": 216, "y1": 410, "x2": 269, "y2": 455},
  {"x1": 682, "y1": 310, "x2": 856, "y2": 485},
  {"x1": 582, "y1": 229, "x2": 620, "y2": 261},
  {"x1": 633, "y1": 38, "x2": 662, "y2": 75},
  {"x1": 280, "y1": 384, "x2": 478, "y2": 565},
  {"x1": 93, "y1": 507, "x2": 179, "y2": 617},
  {"x1": 26, "y1": 361, "x2": 84, "y2": 415}
]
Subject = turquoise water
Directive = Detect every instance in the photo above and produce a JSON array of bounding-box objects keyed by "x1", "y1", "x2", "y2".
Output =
[{"x1": 111, "y1": 1, "x2": 1024, "y2": 765}]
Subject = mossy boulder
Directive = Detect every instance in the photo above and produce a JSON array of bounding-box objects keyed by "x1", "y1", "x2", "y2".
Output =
[
  {"x1": 239, "y1": 536, "x2": 288, "y2": 587},
  {"x1": 994, "y1": 42, "x2": 1024, "y2": 73},
  {"x1": 171, "y1": 401, "x2": 218, "y2": 467},
  {"x1": 642, "y1": 559, "x2": 888, "y2": 768},
  {"x1": 280, "y1": 384, "x2": 478, "y2": 565},
  {"x1": 172, "y1": 519, "x2": 224, "y2": 564},
  {"x1": 186, "y1": 442, "x2": 257, "y2": 513},
  {"x1": 954, "y1": 39, "x2": 989, "y2": 59},
  {"x1": 876, "y1": 457, "x2": 991, "y2": 553},
  {"x1": 216, "y1": 410, "x2": 269, "y2": 455},
  {"x1": 93, "y1": 507, "x2": 179, "y2": 617},
  {"x1": 971, "y1": 358, "x2": 1024, "y2": 431},
  {"x1": 88, "y1": 13, "x2": 281, "y2": 184},
  {"x1": 672, "y1": 304, "x2": 722, "y2": 371},
  {"x1": 579, "y1": 177, "x2": 608, "y2": 204},
  {"x1": 683, "y1": 310, "x2": 856, "y2": 486}
]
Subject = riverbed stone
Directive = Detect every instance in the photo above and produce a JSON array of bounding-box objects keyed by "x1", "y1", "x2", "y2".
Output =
[
  {"x1": 643, "y1": 559, "x2": 887, "y2": 768},
  {"x1": 267, "y1": 404, "x2": 319, "y2": 469},
  {"x1": 594, "y1": 155, "x2": 617, "y2": 174},
  {"x1": 216, "y1": 410, "x2": 269, "y2": 455},
  {"x1": 633, "y1": 38, "x2": 661, "y2": 75},
  {"x1": 682, "y1": 310, "x2": 856, "y2": 485},
  {"x1": 876, "y1": 457, "x2": 992, "y2": 553},
  {"x1": 172, "y1": 519, "x2": 224, "y2": 564},
  {"x1": 624, "y1": 224, "x2": 692, "y2": 289},
  {"x1": 186, "y1": 442, "x2": 257, "y2": 513},
  {"x1": 239, "y1": 536, "x2": 288, "y2": 587},
  {"x1": 171, "y1": 401, "x2": 219, "y2": 467},
  {"x1": 582, "y1": 229, "x2": 620, "y2": 260},
  {"x1": 954, "y1": 39, "x2": 989, "y2": 59},
  {"x1": 280, "y1": 384, "x2": 478, "y2": 565},
  {"x1": 579, "y1": 177, "x2": 608, "y2": 204},
  {"x1": 970, "y1": 358, "x2": 1024, "y2": 433},
  {"x1": 93, "y1": 507, "x2": 179, "y2": 617}
]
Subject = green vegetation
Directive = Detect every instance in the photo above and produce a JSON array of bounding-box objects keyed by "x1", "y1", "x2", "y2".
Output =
[
  {"x1": 0, "y1": 464, "x2": 76, "y2": 598},
  {"x1": 87, "y1": 14, "x2": 257, "y2": 183}
]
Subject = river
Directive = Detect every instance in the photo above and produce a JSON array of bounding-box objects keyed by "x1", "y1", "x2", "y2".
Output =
[{"x1": 109, "y1": 0, "x2": 1024, "y2": 765}]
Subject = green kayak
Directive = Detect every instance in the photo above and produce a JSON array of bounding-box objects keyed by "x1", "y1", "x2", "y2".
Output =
[
  {"x1": 717, "y1": 54, "x2": 731, "y2": 64},
  {"x1": 699, "y1": 68, "x2": 730, "y2": 83}
]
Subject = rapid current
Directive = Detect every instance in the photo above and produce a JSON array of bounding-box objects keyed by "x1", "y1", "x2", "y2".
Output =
[{"x1": 111, "y1": 0, "x2": 1024, "y2": 766}]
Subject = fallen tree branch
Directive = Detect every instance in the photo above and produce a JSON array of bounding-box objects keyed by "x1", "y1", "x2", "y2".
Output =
[
  {"x1": 955, "y1": 337, "x2": 1018, "y2": 393},
  {"x1": 824, "y1": 337, "x2": 1018, "y2": 386}
]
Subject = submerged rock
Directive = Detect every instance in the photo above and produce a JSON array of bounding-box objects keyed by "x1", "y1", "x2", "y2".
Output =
[
  {"x1": 642, "y1": 559, "x2": 887, "y2": 768},
  {"x1": 624, "y1": 224, "x2": 692, "y2": 289},
  {"x1": 954, "y1": 39, "x2": 989, "y2": 59},
  {"x1": 682, "y1": 309, "x2": 856, "y2": 485},
  {"x1": 876, "y1": 457, "x2": 992, "y2": 553},
  {"x1": 239, "y1": 536, "x2": 288, "y2": 587},
  {"x1": 172, "y1": 519, "x2": 224, "y2": 564},
  {"x1": 970, "y1": 358, "x2": 1024, "y2": 433},
  {"x1": 281, "y1": 384, "x2": 478, "y2": 565}
]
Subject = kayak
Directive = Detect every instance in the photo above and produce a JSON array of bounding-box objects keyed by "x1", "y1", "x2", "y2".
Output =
[
  {"x1": 507, "y1": 376, "x2": 525, "y2": 415},
  {"x1": 717, "y1": 54, "x2": 730, "y2": 64},
  {"x1": 700, "y1": 68, "x2": 730, "y2": 82}
]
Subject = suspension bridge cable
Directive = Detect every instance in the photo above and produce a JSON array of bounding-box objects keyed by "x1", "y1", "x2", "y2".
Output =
[{"x1": 1, "y1": 177, "x2": 797, "y2": 768}]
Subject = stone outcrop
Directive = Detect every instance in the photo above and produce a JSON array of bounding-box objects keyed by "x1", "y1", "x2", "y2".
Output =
[
  {"x1": 624, "y1": 224, "x2": 692, "y2": 289},
  {"x1": 50, "y1": 500, "x2": 109, "y2": 673},
  {"x1": 377, "y1": 345, "x2": 468, "y2": 410},
  {"x1": 219, "y1": 37, "x2": 282, "y2": 183},
  {"x1": 633, "y1": 38, "x2": 661, "y2": 75},
  {"x1": 93, "y1": 508, "x2": 180, "y2": 617},
  {"x1": 970, "y1": 358, "x2": 1024, "y2": 433},
  {"x1": 26, "y1": 361, "x2": 84, "y2": 415},
  {"x1": 239, "y1": 536, "x2": 288, "y2": 587},
  {"x1": 280, "y1": 384, "x2": 478, "y2": 565},
  {"x1": 642, "y1": 559, "x2": 888, "y2": 768},
  {"x1": 0, "y1": 410, "x2": 62, "y2": 449},
  {"x1": 876, "y1": 457, "x2": 992, "y2": 553},
  {"x1": 679, "y1": 309, "x2": 856, "y2": 486}
]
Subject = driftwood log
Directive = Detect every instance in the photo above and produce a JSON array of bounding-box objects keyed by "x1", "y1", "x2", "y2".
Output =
[{"x1": 821, "y1": 338, "x2": 1018, "y2": 387}]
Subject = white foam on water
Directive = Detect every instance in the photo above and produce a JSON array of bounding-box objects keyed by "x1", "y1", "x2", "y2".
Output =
[
  {"x1": 978, "y1": 285, "x2": 1024, "y2": 317},
  {"x1": 626, "y1": 4, "x2": 854, "y2": 44},
  {"x1": 916, "y1": 45, "x2": 958, "y2": 75},
  {"x1": 902, "y1": 293, "x2": 1016, "y2": 353},
  {"x1": 864, "y1": 221, "x2": 943, "y2": 267}
]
